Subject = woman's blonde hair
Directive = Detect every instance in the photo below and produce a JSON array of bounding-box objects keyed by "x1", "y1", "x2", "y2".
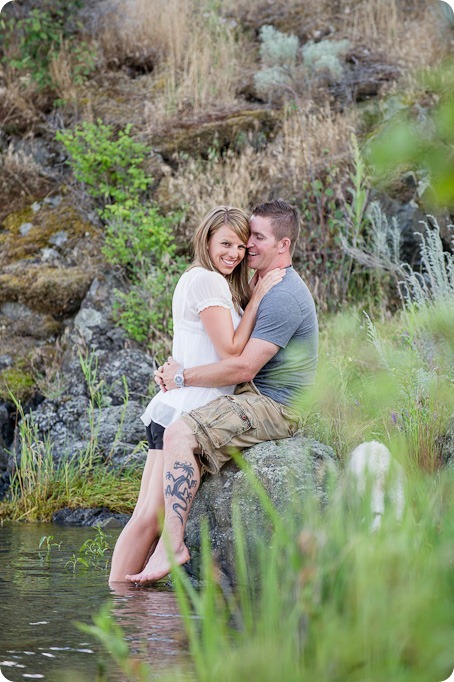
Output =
[{"x1": 192, "y1": 205, "x2": 251, "y2": 310}]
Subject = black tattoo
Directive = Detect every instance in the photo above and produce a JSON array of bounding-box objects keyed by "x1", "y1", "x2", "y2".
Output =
[{"x1": 165, "y1": 461, "x2": 197, "y2": 524}]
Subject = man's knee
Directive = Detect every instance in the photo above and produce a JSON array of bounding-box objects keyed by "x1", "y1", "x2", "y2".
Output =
[{"x1": 164, "y1": 419, "x2": 198, "y2": 451}]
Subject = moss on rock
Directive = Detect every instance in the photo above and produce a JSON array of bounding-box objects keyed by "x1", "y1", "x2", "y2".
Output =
[
  {"x1": 153, "y1": 108, "x2": 280, "y2": 161},
  {"x1": 0, "y1": 199, "x2": 99, "y2": 267},
  {"x1": 0, "y1": 365, "x2": 35, "y2": 403},
  {"x1": 0, "y1": 265, "x2": 95, "y2": 316}
]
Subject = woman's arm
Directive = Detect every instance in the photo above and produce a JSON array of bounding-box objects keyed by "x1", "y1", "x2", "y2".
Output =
[{"x1": 199, "y1": 268, "x2": 284, "y2": 359}]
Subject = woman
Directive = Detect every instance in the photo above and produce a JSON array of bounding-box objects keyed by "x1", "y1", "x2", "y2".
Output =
[{"x1": 109, "y1": 206, "x2": 284, "y2": 583}]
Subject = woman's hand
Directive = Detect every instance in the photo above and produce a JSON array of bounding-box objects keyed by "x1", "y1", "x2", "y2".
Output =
[
  {"x1": 250, "y1": 268, "x2": 285, "y2": 305},
  {"x1": 154, "y1": 357, "x2": 181, "y2": 391}
]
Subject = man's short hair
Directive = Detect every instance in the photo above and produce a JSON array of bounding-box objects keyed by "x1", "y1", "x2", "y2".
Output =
[{"x1": 251, "y1": 199, "x2": 300, "y2": 254}]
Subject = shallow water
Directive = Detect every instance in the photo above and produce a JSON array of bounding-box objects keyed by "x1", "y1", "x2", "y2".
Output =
[{"x1": 0, "y1": 523, "x2": 187, "y2": 681}]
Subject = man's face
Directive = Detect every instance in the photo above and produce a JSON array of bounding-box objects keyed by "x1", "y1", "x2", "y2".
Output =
[{"x1": 247, "y1": 215, "x2": 279, "y2": 275}]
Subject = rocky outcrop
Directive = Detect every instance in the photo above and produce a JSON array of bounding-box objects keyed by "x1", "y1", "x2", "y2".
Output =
[
  {"x1": 153, "y1": 107, "x2": 280, "y2": 164},
  {"x1": 48, "y1": 433, "x2": 337, "y2": 582},
  {"x1": 17, "y1": 272, "x2": 158, "y2": 466},
  {"x1": 0, "y1": 196, "x2": 102, "y2": 405},
  {"x1": 184, "y1": 434, "x2": 337, "y2": 581}
]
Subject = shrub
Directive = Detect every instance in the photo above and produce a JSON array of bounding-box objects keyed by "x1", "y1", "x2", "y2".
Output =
[
  {"x1": 57, "y1": 120, "x2": 186, "y2": 352},
  {"x1": 301, "y1": 39, "x2": 350, "y2": 81},
  {"x1": 0, "y1": 2, "x2": 95, "y2": 93},
  {"x1": 367, "y1": 62, "x2": 454, "y2": 209},
  {"x1": 259, "y1": 25, "x2": 299, "y2": 67},
  {"x1": 254, "y1": 27, "x2": 350, "y2": 97},
  {"x1": 56, "y1": 121, "x2": 151, "y2": 208}
]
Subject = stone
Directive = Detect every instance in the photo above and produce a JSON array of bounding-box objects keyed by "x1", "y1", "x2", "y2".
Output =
[
  {"x1": 28, "y1": 397, "x2": 148, "y2": 465},
  {"x1": 153, "y1": 108, "x2": 280, "y2": 163},
  {"x1": 52, "y1": 506, "x2": 131, "y2": 527},
  {"x1": 184, "y1": 435, "x2": 337, "y2": 581}
]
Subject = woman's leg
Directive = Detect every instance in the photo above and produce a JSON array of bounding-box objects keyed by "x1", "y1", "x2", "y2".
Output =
[{"x1": 109, "y1": 449, "x2": 165, "y2": 583}]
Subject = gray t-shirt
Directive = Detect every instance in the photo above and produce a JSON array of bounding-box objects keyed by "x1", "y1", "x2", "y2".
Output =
[{"x1": 251, "y1": 266, "x2": 318, "y2": 405}]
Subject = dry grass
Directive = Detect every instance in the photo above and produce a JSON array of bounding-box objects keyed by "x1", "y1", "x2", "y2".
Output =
[
  {"x1": 342, "y1": 0, "x2": 442, "y2": 66},
  {"x1": 168, "y1": 102, "x2": 355, "y2": 233},
  {"x1": 97, "y1": 0, "x2": 191, "y2": 72},
  {"x1": 98, "y1": 0, "x2": 245, "y2": 120},
  {"x1": 0, "y1": 144, "x2": 53, "y2": 220},
  {"x1": 48, "y1": 42, "x2": 79, "y2": 106}
]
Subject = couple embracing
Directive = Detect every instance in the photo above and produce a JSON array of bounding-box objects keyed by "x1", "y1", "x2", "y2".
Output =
[{"x1": 109, "y1": 199, "x2": 319, "y2": 585}]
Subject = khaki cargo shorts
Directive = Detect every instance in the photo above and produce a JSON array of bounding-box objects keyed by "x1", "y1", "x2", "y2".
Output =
[{"x1": 180, "y1": 382, "x2": 303, "y2": 475}]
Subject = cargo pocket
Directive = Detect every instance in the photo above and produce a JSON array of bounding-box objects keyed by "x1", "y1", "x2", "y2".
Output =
[
  {"x1": 208, "y1": 395, "x2": 257, "y2": 448},
  {"x1": 279, "y1": 404, "x2": 303, "y2": 436}
]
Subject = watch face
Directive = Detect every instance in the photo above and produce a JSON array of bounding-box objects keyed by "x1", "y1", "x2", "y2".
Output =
[{"x1": 175, "y1": 372, "x2": 184, "y2": 387}]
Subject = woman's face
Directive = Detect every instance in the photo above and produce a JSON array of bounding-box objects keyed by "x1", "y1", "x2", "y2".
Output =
[{"x1": 207, "y1": 224, "x2": 248, "y2": 275}]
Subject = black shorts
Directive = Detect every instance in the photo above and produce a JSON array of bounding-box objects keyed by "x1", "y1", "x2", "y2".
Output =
[{"x1": 145, "y1": 420, "x2": 165, "y2": 450}]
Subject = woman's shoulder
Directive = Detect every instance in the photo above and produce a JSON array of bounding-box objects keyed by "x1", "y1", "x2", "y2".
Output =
[{"x1": 186, "y1": 266, "x2": 228, "y2": 287}]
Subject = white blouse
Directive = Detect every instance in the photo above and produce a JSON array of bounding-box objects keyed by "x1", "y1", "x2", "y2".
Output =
[{"x1": 141, "y1": 267, "x2": 241, "y2": 428}]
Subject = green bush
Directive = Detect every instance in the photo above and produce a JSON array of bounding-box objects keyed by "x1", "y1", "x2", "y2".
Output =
[
  {"x1": 0, "y1": 2, "x2": 94, "y2": 91},
  {"x1": 259, "y1": 25, "x2": 299, "y2": 68},
  {"x1": 56, "y1": 121, "x2": 151, "y2": 208},
  {"x1": 57, "y1": 120, "x2": 187, "y2": 351},
  {"x1": 254, "y1": 27, "x2": 350, "y2": 96},
  {"x1": 367, "y1": 61, "x2": 454, "y2": 209}
]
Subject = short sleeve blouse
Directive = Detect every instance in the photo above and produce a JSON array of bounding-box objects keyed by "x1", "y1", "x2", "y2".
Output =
[{"x1": 140, "y1": 267, "x2": 242, "y2": 429}]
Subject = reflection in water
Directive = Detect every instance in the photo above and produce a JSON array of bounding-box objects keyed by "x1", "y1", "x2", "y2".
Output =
[
  {"x1": 110, "y1": 582, "x2": 188, "y2": 673},
  {"x1": 0, "y1": 523, "x2": 188, "y2": 682}
]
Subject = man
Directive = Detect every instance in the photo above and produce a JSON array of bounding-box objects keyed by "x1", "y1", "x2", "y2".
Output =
[{"x1": 126, "y1": 199, "x2": 318, "y2": 584}]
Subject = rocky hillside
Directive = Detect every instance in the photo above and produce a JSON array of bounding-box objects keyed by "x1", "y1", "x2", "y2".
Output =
[{"x1": 0, "y1": 0, "x2": 453, "y2": 492}]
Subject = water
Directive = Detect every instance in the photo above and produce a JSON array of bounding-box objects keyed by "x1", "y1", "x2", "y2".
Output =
[{"x1": 0, "y1": 523, "x2": 187, "y2": 681}]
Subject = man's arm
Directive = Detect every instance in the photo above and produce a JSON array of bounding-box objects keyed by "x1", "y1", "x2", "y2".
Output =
[{"x1": 159, "y1": 337, "x2": 279, "y2": 390}]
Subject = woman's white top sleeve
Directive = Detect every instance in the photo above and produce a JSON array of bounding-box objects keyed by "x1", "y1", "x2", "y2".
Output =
[{"x1": 140, "y1": 267, "x2": 242, "y2": 429}]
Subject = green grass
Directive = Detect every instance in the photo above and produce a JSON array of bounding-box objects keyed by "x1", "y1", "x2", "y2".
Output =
[
  {"x1": 72, "y1": 301, "x2": 454, "y2": 682},
  {"x1": 1, "y1": 302, "x2": 453, "y2": 682},
  {"x1": 300, "y1": 303, "x2": 454, "y2": 472},
  {"x1": 0, "y1": 400, "x2": 142, "y2": 522}
]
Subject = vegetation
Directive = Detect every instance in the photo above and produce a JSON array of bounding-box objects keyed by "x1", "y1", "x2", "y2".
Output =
[
  {"x1": 0, "y1": 0, "x2": 95, "y2": 95},
  {"x1": 77, "y1": 430, "x2": 454, "y2": 682},
  {"x1": 367, "y1": 61, "x2": 454, "y2": 209},
  {"x1": 1, "y1": 1, "x2": 453, "y2": 681},
  {"x1": 254, "y1": 25, "x2": 350, "y2": 96},
  {"x1": 56, "y1": 120, "x2": 186, "y2": 353}
]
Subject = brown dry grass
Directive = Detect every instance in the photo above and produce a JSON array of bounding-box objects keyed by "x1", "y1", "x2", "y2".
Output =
[
  {"x1": 341, "y1": 0, "x2": 442, "y2": 66},
  {"x1": 97, "y1": 0, "x2": 191, "y2": 72},
  {"x1": 167, "y1": 102, "x2": 355, "y2": 230},
  {"x1": 98, "y1": 0, "x2": 245, "y2": 121},
  {"x1": 0, "y1": 145, "x2": 54, "y2": 221}
]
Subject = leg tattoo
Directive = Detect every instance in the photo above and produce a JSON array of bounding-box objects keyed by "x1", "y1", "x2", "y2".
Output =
[{"x1": 165, "y1": 461, "x2": 198, "y2": 524}]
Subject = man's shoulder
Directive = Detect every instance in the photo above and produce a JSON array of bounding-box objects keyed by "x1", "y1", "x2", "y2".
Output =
[{"x1": 263, "y1": 268, "x2": 313, "y2": 307}]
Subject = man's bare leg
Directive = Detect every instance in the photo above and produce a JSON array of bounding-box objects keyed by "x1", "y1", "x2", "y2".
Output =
[
  {"x1": 109, "y1": 449, "x2": 165, "y2": 583},
  {"x1": 126, "y1": 421, "x2": 200, "y2": 584}
]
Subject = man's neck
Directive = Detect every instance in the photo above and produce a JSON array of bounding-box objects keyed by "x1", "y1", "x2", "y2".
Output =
[{"x1": 256, "y1": 257, "x2": 292, "y2": 278}]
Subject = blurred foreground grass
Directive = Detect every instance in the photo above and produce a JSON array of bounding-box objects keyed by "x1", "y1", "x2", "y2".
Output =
[{"x1": 79, "y1": 303, "x2": 454, "y2": 682}]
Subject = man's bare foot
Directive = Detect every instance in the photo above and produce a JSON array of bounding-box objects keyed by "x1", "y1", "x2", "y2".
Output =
[{"x1": 125, "y1": 539, "x2": 190, "y2": 584}]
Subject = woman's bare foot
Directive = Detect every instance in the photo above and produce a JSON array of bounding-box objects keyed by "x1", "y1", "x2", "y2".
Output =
[{"x1": 126, "y1": 539, "x2": 190, "y2": 584}]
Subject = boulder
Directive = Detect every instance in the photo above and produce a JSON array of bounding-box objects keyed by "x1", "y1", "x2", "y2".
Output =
[
  {"x1": 153, "y1": 108, "x2": 280, "y2": 163},
  {"x1": 26, "y1": 396, "x2": 149, "y2": 466},
  {"x1": 184, "y1": 434, "x2": 337, "y2": 581}
]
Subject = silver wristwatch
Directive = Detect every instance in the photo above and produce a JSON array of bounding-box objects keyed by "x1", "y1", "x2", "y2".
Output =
[{"x1": 174, "y1": 367, "x2": 185, "y2": 388}]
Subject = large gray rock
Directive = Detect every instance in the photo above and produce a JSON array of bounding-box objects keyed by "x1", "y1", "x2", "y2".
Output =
[
  {"x1": 28, "y1": 397, "x2": 148, "y2": 466},
  {"x1": 184, "y1": 434, "x2": 337, "y2": 581}
]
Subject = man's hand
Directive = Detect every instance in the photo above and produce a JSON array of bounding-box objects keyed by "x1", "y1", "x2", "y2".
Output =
[{"x1": 154, "y1": 357, "x2": 181, "y2": 391}]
